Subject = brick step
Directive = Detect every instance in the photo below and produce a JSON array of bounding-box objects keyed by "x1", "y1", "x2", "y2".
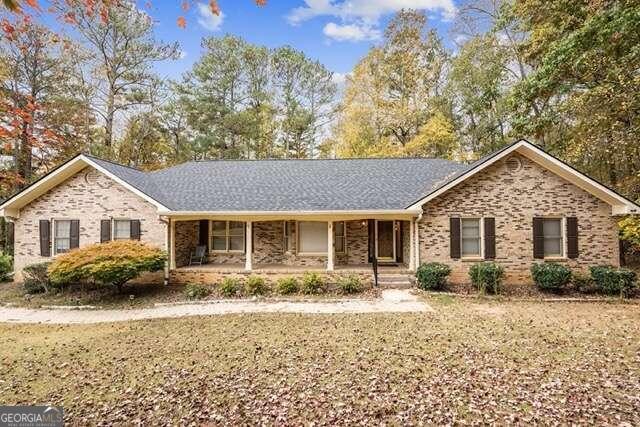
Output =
[{"x1": 375, "y1": 274, "x2": 414, "y2": 289}]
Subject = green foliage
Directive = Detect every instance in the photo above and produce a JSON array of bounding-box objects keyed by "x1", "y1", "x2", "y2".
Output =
[
  {"x1": 589, "y1": 266, "x2": 637, "y2": 297},
  {"x1": 47, "y1": 241, "x2": 166, "y2": 292},
  {"x1": 183, "y1": 284, "x2": 211, "y2": 300},
  {"x1": 469, "y1": 262, "x2": 505, "y2": 294},
  {"x1": 219, "y1": 277, "x2": 241, "y2": 298},
  {"x1": 337, "y1": 275, "x2": 362, "y2": 294},
  {"x1": 276, "y1": 277, "x2": 299, "y2": 295},
  {"x1": 245, "y1": 275, "x2": 268, "y2": 296},
  {"x1": 0, "y1": 253, "x2": 12, "y2": 282},
  {"x1": 416, "y1": 262, "x2": 451, "y2": 291},
  {"x1": 22, "y1": 262, "x2": 52, "y2": 294},
  {"x1": 619, "y1": 217, "x2": 640, "y2": 252},
  {"x1": 530, "y1": 263, "x2": 572, "y2": 292},
  {"x1": 571, "y1": 272, "x2": 596, "y2": 294},
  {"x1": 301, "y1": 272, "x2": 326, "y2": 295}
]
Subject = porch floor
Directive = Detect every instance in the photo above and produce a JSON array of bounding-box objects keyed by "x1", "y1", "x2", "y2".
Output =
[{"x1": 175, "y1": 263, "x2": 411, "y2": 274}]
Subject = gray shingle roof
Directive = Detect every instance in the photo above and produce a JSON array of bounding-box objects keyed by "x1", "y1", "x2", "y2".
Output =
[{"x1": 86, "y1": 156, "x2": 469, "y2": 212}]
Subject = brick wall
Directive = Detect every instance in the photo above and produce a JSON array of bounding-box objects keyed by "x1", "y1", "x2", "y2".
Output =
[
  {"x1": 13, "y1": 167, "x2": 167, "y2": 280},
  {"x1": 418, "y1": 154, "x2": 620, "y2": 284}
]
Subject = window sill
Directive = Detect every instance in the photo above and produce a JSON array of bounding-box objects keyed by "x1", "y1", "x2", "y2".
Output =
[
  {"x1": 297, "y1": 252, "x2": 328, "y2": 257},
  {"x1": 211, "y1": 251, "x2": 245, "y2": 254},
  {"x1": 543, "y1": 257, "x2": 568, "y2": 262},
  {"x1": 460, "y1": 257, "x2": 483, "y2": 262}
]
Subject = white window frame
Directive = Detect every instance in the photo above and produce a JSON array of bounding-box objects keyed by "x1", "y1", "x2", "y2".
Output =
[
  {"x1": 541, "y1": 217, "x2": 566, "y2": 259},
  {"x1": 334, "y1": 221, "x2": 346, "y2": 254},
  {"x1": 210, "y1": 221, "x2": 245, "y2": 253},
  {"x1": 297, "y1": 221, "x2": 329, "y2": 256},
  {"x1": 283, "y1": 220, "x2": 295, "y2": 254},
  {"x1": 112, "y1": 218, "x2": 133, "y2": 240},
  {"x1": 460, "y1": 217, "x2": 484, "y2": 259},
  {"x1": 53, "y1": 219, "x2": 73, "y2": 255}
]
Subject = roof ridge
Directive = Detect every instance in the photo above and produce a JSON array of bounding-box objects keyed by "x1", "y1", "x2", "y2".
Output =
[
  {"x1": 82, "y1": 153, "x2": 144, "y2": 172},
  {"x1": 187, "y1": 156, "x2": 462, "y2": 163}
]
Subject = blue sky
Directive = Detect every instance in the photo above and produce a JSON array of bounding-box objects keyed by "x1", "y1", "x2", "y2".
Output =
[{"x1": 146, "y1": 0, "x2": 459, "y2": 82}]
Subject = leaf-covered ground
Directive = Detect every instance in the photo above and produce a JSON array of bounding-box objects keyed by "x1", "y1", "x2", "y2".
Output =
[{"x1": 1, "y1": 296, "x2": 639, "y2": 425}]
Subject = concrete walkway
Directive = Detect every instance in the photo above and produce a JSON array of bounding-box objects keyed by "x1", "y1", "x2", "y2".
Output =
[{"x1": 0, "y1": 290, "x2": 431, "y2": 325}]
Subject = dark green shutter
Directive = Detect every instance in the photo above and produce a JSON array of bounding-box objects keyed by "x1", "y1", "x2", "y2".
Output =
[
  {"x1": 198, "y1": 220, "x2": 209, "y2": 250},
  {"x1": 100, "y1": 220, "x2": 111, "y2": 243},
  {"x1": 567, "y1": 217, "x2": 578, "y2": 259},
  {"x1": 70, "y1": 220, "x2": 80, "y2": 249},
  {"x1": 39, "y1": 220, "x2": 51, "y2": 257},
  {"x1": 484, "y1": 218, "x2": 496, "y2": 259},
  {"x1": 131, "y1": 220, "x2": 141, "y2": 240},
  {"x1": 450, "y1": 217, "x2": 461, "y2": 259},
  {"x1": 533, "y1": 217, "x2": 544, "y2": 259}
]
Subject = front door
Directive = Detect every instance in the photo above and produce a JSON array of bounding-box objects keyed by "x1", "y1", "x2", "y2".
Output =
[{"x1": 376, "y1": 220, "x2": 396, "y2": 261}]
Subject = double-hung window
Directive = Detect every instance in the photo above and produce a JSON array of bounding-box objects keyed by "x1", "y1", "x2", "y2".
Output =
[
  {"x1": 113, "y1": 220, "x2": 132, "y2": 240},
  {"x1": 334, "y1": 221, "x2": 346, "y2": 254},
  {"x1": 211, "y1": 221, "x2": 245, "y2": 252},
  {"x1": 461, "y1": 218, "x2": 481, "y2": 257},
  {"x1": 54, "y1": 220, "x2": 72, "y2": 254},
  {"x1": 542, "y1": 218, "x2": 563, "y2": 257}
]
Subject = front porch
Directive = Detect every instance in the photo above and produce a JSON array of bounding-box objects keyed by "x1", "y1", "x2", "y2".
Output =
[{"x1": 166, "y1": 215, "x2": 420, "y2": 283}]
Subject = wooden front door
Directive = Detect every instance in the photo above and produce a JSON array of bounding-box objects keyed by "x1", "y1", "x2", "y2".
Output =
[{"x1": 376, "y1": 220, "x2": 395, "y2": 261}]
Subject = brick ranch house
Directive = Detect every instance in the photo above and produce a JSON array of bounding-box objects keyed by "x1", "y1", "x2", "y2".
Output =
[{"x1": 1, "y1": 140, "x2": 638, "y2": 286}]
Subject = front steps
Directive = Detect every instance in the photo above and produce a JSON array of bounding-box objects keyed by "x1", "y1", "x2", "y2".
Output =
[{"x1": 376, "y1": 273, "x2": 415, "y2": 289}]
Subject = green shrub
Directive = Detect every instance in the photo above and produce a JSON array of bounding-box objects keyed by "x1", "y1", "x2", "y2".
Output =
[
  {"x1": 0, "y1": 253, "x2": 12, "y2": 282},
  {"x1": 469, "y1": 262, "x2": 504, "y2": 294},
  {"x1": 219, "y1": 277, "x2": 241, "y2": 297},
  {"x1": 571, "y1": 272, "x2": 596, "y2": 294},
  {"x1": 589, "y1": 265, "x2": 637, "y2": 297},
  {"x1": 245, "y1": 275, "x2": 268, "y2": 296},
  {"x1": 337, "y1": 275, "x2": 362, "y2": 294},
  {"x1": 276, "y1": 276, "x2": 299, "y2": 295},
  {"x1": 416, "y1": 262, "x2": 451, "y2": 290},
  {"x1": 184, "y1": 283, "x2": 211, "y2": 300},
  {"x1": 48, "y1": 241, "x2": 166, "y2": 293},
  {"x1": 301, "y1": 272, "x2": 326, "y2": 294},
  {"x1": 22, "y1": 262, "x2": 52, "y2": 294},
  {"x1": 530, "y1": 263, "x2": 572, "y2": 292}
]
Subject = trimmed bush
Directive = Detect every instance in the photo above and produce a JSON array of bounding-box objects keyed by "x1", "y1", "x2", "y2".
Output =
[
  {"x1": 301, "y1": 272, "x2": 326, "y2": 294},
  {"x1": 48, "y1": 241, "x2": 166, "y2": 293},
  {"x1": 589, "y1": 265, "x2": 637, "y2": 297},
  {"x1": 337, "y1": 275, "x2": 362, "y2": 294},
  {"x1": 276, "y1": 277, "x2": 299, "y2": 295},
  {"x1": 184, "y1": 283, "x2": 211, "y2": 300},
  {"x1": 469, "y1": 262, "x2": 504, "y2": 294},
  {"x1": 245, "y1": 275, "x2": 268, "y2": 296},
  {"x1": 531, "y1": 263, "x2": 571, "y2": 292},
  {"x1": 22, "y1": 262, "x2": 52, "y2": 294},
  {"x1": 571, "y1": 272, "x2": 596, "y2": 294},
  {"x1": 0, "y1": 253, "x2": 12, "y2": 282},
  {"x1": 416, "y1": 262, "x2": 451, "y2": 290},
  {"x1": 219, "y1": 277, "x2": 241, "y2": 297}
]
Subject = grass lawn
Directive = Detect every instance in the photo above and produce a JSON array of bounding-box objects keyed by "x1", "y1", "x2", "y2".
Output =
[{"x1": 1, "y1": 296, "x2": 639, "y2": 424}]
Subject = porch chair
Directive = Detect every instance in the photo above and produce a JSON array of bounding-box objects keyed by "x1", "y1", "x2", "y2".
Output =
[{"x1": 189, "y1": 245, "x2": 207, "y2": 266}]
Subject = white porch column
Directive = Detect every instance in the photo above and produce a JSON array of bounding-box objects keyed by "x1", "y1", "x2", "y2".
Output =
[
  {"x1": 414, "y1": 218, "x2": 421, "y2": 268},
  {"x1": 409, "y1": 218, "x2": 416, "y2": 271},
  {"x1": 169, "y1": 219, "x2": 176, "y2": 270},
  {"x1": 327, "y1": 221, "x2": 334, "y2": 271},
  {"x1": 245, "y1": 221, "x2": 253, "y2": 271}
]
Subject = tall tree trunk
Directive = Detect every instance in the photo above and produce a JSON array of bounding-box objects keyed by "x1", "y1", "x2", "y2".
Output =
[{"x1": 104, "y1": 91, "x2": 115, "y2": 148}]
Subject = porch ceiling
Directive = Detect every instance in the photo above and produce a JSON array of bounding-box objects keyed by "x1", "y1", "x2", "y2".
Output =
[{"x1": 163, "y1": 210, "x2": 420, "y2": 222}]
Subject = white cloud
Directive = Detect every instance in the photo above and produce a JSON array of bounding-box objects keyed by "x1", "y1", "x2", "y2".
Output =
[
  {"x1": 288, "y1": 0, "x2": 457, "y2": 25},
  {"x1": 197, "y1": 2, "x2": 225, "y2": 31},
  {"x1": 288, "y1": 0, "x2": 456, "y2": 43},
  {"x1": 323, "y1": 22, "x2": 381, "y2": 42}
]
